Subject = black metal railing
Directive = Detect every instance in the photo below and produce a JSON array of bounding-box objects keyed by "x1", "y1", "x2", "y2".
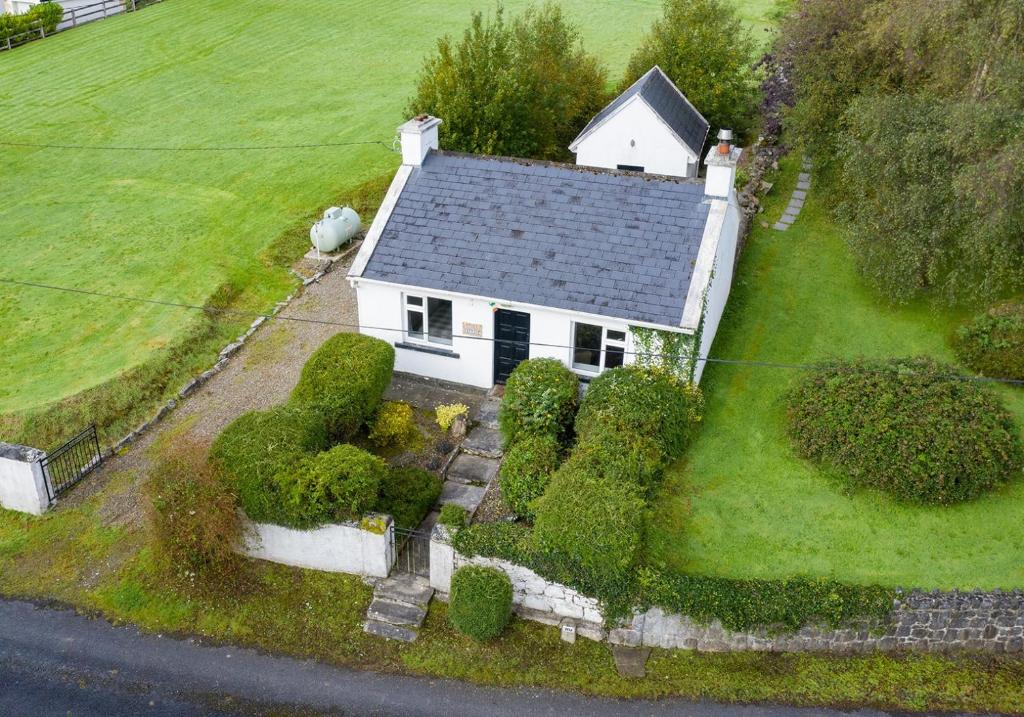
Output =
[
  {"x1": 393, "y1": 527, "x2": 431, "y2": 577},
  {"x1": 39, "y1": 425, "x2": 103, "y2": 503}
]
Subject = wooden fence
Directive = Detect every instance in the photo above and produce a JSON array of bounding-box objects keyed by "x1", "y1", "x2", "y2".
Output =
[{"x1": 2, "y1": 0, "x2": 162, "y2": 52}]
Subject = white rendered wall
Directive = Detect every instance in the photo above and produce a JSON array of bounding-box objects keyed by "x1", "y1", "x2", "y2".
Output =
[
  {"x1": 353, "y1": 280, "x2": 637, "y2": 388},
  {"x1": 573, "y1": 97, "x2": 699, "y2": 178},
  {"x1": 0, "y1": 445, "x2": 49, "y2": 515},
  {"x1": 243, "y1": 514, "x2": 395, "y2": 578},
  {"x1": 692, "y1": 199, "x2": 741, "y2": 384}
]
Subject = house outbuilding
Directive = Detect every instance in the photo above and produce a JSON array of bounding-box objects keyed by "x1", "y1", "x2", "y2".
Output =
[{"x1": 349, "y1": 69, "x2": 741, "y2": 388}]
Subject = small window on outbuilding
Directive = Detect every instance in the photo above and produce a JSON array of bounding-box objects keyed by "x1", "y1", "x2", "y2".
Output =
[
  {"x1": 572, "y1": 323, "x2": 628, "y2": 373},
  {"x1": 616, "y1": 164, "x2": 644, "y2": 173},
  {"x1": 405, "y1": 294, "x2": 453, "y2": 346}
]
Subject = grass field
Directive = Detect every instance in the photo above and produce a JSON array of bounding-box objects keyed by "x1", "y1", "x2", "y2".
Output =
[
  {"x1": 645, "y1": 154, "x2": 1024, "y2": 590},
  {"x1": 0, "y1": 0, "x2": 681, "y2": 434}
]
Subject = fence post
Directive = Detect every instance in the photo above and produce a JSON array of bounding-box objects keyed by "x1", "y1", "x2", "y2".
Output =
[{"x1": 71, "y1": 7, "x2": 77, "y2": 27}]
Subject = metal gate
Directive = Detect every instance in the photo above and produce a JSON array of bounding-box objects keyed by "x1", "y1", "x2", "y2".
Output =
[
  {"x1": 393, "y1": 527, "x2": 431, "y2": 577},
  {"x1": 39, "y1": 425, "x2": 103, "y2": 503}
]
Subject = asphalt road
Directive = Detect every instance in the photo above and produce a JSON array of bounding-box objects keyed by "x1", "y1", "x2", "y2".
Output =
[{"x1": 0, "y1": 598, "x2": 955, "y2": 717}]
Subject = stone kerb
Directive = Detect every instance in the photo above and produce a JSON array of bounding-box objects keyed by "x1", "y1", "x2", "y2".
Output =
[
  {"x1": 243, "y1": 512, "x2": 395, "y2": 578},
  {"x1": 0, "y1": 441, "x2": 50, "y2": 515}
]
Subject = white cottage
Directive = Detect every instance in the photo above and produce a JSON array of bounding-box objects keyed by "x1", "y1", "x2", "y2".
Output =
[{"x1": 348, "y1": 69, "x2": 741, "y2": 388}]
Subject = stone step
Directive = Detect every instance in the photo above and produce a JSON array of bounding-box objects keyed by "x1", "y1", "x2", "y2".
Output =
[
  {"x1": 461, "y1": 426, "x2": 504, "y2": 459},
  {"x1": 367, "y1": 598, "x2": 427, "y2": 628},
  {"x1": 474, "y1": 397, "x2": 501, "y2": 430},
  {"x1": 439, "y1": 481, "x2": 486, "y2": 513},
  {"x1": 446, "y1": 452, "x2": 499, "y2": 486},
  {"x1": 375, "y1": 574, "x2": 434, "y2": 608},
  {"x1": 363, "y1": 619, "x2": 418, "y2": 643}
]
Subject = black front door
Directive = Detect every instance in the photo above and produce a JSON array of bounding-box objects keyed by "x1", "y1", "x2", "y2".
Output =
[{"x1": 493, "y1": 309, "x2": 531, "y2": 384}]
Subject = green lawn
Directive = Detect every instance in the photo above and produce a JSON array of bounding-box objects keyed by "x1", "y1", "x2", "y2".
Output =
[
  {"x1": 0, "y1": 0, "x2": 667, "y2": 422},
  {"x1": 645, "y1": 154, "x2": 1024, "y2": 590}
]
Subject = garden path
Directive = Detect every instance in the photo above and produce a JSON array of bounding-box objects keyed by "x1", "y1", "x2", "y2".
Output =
[{"x1": 773, "y1": 157, "x2": 812, "y2": 231}]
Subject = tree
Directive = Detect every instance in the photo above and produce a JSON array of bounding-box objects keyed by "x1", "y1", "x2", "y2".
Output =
[
  {"x1": 621, "y1": 0, "x2": 759, "y2": 142},
  {"x1": 407, "y1": 3, "x2": 608, "y2": 161}
]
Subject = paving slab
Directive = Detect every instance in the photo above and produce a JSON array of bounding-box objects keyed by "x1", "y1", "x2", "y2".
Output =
[
  {"x1": 778, "y1": 213, "x2": 797, "y2": 225},
  {"x1": 363, "y1": 619, "x2": 418, "y2": 642},
  {"x1": 474, "y1": 396, "x2": 501, "y2": 430},
  {"x1": 772, "y1": 222, "x2": 789, "y2": 231},
  {"x1": 611, "y1": 646, "x2": 652, "y2": 679},
  {"x1": 367, "y1": 598, "x2": 427, "y2": 628},
  {"x1": 446, "y1": 453, "x2": 500, "y2": 486},
  {"x1": 375, "y1": 574, "x2": 434, "y2": 607},
  {"x1": 461, "y1": 426, "x2": 504, "y2": 459},
  {"x1": 788, "y1": 196, "x2": 805, "y2": 209},
  {"x1": 439, "y1": 482, "x2": 487, "y2": 513},
  {"x1": 796, "y1": 179, "x2": 811, "y2": 191},
  {"x1": 798, "y1": 172, "x2": 812, "y2": 183},
  {"x1": 784, "y1": 203, "x2": 802, "y2": 216},
  {"x1": 792, "y1": 189, "x2": 808, "y2": 200}
]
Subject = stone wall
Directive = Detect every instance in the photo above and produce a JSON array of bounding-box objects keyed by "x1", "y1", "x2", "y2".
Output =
[{"x1": 612, "y1": 590, "x2": 1024, "y2": 654}]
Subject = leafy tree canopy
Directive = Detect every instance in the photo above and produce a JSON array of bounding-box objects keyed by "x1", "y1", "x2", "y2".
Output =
[{"x1": 407, "y1": 3, "x2": 608, "y2": 160}]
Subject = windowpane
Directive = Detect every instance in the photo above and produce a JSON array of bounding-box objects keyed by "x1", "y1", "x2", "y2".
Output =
[
  {"x1": 407, "y1": 296, "x2": 423, "y2": 306},
  {"x1": 573, "y1": 323, "x2": 602, "y2": 371},
  {"x1": 607, "y1": 330, "x2": 626, "y2": 342},
  {"x1": 605, "y1": 344, "x2": 625, "y2": 369},
  {"x1": 407, "y1": 309, "x2": 424, "y2": 339},
  {"x1": 427, "y1": 297, "x2": 453, "y2": 345}
]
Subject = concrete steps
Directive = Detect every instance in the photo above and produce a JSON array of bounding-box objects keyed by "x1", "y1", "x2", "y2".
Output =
[{"x1": 363, "y1": 574, "x2": 434, "y2": 643}]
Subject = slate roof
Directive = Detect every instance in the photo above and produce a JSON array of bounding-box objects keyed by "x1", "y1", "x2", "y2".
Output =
[
  {"x1": 569, "y1": 66, "x2": 710, "y2": 157},
  {"x1": 361, "y1": 151, "x2": 711, "y2": 327}
]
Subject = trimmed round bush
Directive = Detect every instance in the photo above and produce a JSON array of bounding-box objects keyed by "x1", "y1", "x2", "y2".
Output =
[
  {"x1": 374, "y1": 467, "x2": 443, "y2": 530},
  {"x1": 953, "y1": 301, "x2": 1024, "y2": 381},
  {"x1": 787, "y1": 357, "x2": 1024, "y2": 504},
  {"x1": 449, "y1": 565, "x2": 513, "y2": 641},
  {"x1": 282, "y1": 444, "x2": 387, "y2": 528},
  {"x1": 575, "y1": 366, "x2": 704, "y2": 461},
  {"x1": 499, "y1": 433, "x2": 562, "y2": 521},
  {"x1": 290, "y1": 333, "x2": 395, "y2": 440},
  {"x1": 209, "y1": 405, "x2": 329, "y2": 524},
  {"x1": 498, "y1": 358, "x2": 579, "y2": 445},
  {"x1": 569, "y1": 424, "x2": 667, "y2": 494},
  {"x1": 532, "y1": 462, "x2": 645, "y2": 610}
]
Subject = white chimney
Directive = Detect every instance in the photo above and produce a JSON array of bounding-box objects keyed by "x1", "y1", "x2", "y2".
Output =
[
  {"x1": 704, "y1": 128, "x2": 742, "y2": 199},
  {"x1": 398, "y1": 114, "x2": 442, "y2": 166}
]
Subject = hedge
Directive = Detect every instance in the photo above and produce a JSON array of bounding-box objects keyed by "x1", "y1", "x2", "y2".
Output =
[
  {"x1": 449, "y1": 565, "x2": 513, "y2": 641},
  {"x1": 498, "y1": 358, "x2": 579, "y2": 445},
  {"x1": 637, "y1": 568, "x2": 895, "y2": 633},
  {"x1": 1, "y1": 3, "x2": 62, "y2": 42},
  {"x1": 953, "y1": 301, "x2": 1024, "y2": 381},
  {"x1": 567, "y1": 424, "x2": 666, "y2": 495},
  {"x1": 291, "y1": 333, "x2": 394, "y2": 440},
  {"x1": 787, "y1": 357, "x2": 1023, "y2": 504},
  {"x1": 498, "y1": 433, "x2": 562, "y2": 520},
  {"x1": 283, "y1": 444, "x2": 387, "y2": 528},
  {"x1": 209, "y1": 405, "x2": 329, "y2": 525},
  {"x1": 374, "y1": 466, "x2": 442, "y2": 530},
  {"x1": 438, "y1": 503, "x2": 468, "y2": 528},
  {"x1": 575, "y1": 365, "x2": 703, "y2": 461}
]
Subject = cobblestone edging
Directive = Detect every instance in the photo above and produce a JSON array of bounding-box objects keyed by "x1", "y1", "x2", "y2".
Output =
[
  {"x1": 107, "y1": 243, "x2": 359, "y2": 456},
  {"x1": 610, "y1": 589, "x2": 1024, "y2": 654}
]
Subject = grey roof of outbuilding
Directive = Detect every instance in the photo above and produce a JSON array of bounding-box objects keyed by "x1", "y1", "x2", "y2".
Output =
[
  {"x1": 570, "y1": 66, "x2": 710, "y2": 157},
  {"x1": 361, "y1": 151, "x2": 711, "y2": 327}
]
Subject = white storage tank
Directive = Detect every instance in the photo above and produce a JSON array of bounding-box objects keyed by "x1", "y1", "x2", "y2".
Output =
[{"x1": 310, "y1": 207, "x2": 360, "y2": 252}]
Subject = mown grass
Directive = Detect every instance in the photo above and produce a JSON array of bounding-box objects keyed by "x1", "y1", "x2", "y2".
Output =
[{"x1": 645, "y1": 153, "x2": 1024, "y2": 590}]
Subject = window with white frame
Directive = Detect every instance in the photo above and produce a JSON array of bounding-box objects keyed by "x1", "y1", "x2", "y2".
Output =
[
  {"x1": 571, "y1": 322, "x2": 626, "y2": 373},
  {"x1": 404, "y1": 294, "x2": 453, "y2": 346}
]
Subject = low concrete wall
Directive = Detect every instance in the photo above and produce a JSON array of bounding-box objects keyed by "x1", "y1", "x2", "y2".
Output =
[
  {"x1": 0, "y1": 442, "x2": 49, "y2": 515},
  {"x1": 430, "y1": 526, "x2": 605, "y2": 640},
  {"x1": 243, "y1": 513, "x2": 395, "y2": 578}
]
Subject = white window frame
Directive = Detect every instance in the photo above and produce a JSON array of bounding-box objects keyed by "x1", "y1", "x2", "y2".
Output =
[
  {"x1": 403, "y1": 293, "x2": 453, "y2": 347},
  {"x1": 571, "y1": 322, "x2": 628, "y2": 375}
]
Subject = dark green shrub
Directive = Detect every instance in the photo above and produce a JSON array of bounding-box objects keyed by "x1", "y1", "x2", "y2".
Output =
[
  {"x1": 499, "y1": 433, "x2": 562, "y2": 520},
  {"x1": 374, "y1": 466, "x2": 442, "y2": 530},
  {"x1": 568, "y1": 424, "x2": 667, "y2": 495},
  {"x1": 449, "y1": 565, "x2": 513, "y2": 641},
  {"x1": 209, "y1": 405, "x2": 328, "y2": 524},
  {"x1": 531, "y1": 463, "x2": 646, "y2": 614},
  {"x1": 290, "y1": 333, "x2": 394, "y2": 440},
  {"x1": 28, "y1": 2, "x2": 63, "y2": 33},
  {"x1": 787, "y1": 357, "x2": 1024, "y2": 504},
  {"x1": 576, "y1": 366, "x2": 704, "y2": 461},
  {"x1": 439, "y1": 503, "x2": 468, "y2": 529},
  {"x1": 953, "y1": 302, "x2": 1024, "y2": 381},
  {"x1": 451, "y1": 521, "x2": 536, "y2": 565},
  {"x1": 637, "y1": 568, "x2": 895, "y2": 633},
  {"x1": 498, "y1": 358, "x2": 579, "y2": 445},
  {"x1": 282, "y1": 444, "x2": 387, "y2": 528},
  {"x1": 146, "y1": 440, "x2": 247, "y2": 593}
]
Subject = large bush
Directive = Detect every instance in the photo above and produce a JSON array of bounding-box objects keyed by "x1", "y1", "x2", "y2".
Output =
[
  {"x1": 568, "y1": 424, "x2": 666, "y2": 495},
  {"x1": 575, "y1": 366, "x2": 703, "y2": 461},
  {"x1": 787, "y1": 357, "x2": 1023, "y2": 504},
  {"x1": 531, "y1": 463, "x2": 646, "y2": 613},
  {"x1": 374, "y1": 466, "x2": 443, "y2": 530},
  {"x1": 499, "y1": 433, "x2": 562, "y2": 521},
  {"x1": 0, "y1": 3, "x2": 62, "y2": 42},
  {"x1": 146, "y1": 441, "x2": 246, "y2": 593},
  {"x1": 209, "y1": 405, "x2": 328, "y2": 524},
  {"x1": 621, "y1": 0, "x2": 758, "y2": 141},
  {"x1": 282, "y1": 444, "x2": 387, "y2": 528},
  {"x1": 291, "y1": 333, "x2": 394, "y2": 440},
  {"x1": 449, "y1": 565, "x2": 513, "y2": 641},
  {"x1": 407, "y1": 3, "x2": 608, "y2": 160},
  {"x1": 498, "y1": 358, "x2": 579, "y2": 445},
  {"x1": 953, "y1": 302, "x2": 1024, "y2": 381}
]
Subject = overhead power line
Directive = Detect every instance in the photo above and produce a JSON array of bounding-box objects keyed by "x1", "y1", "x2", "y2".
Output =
[
  {"x1": 2, "y1": 277, "x2": 1022, "y2": 386},
  {"x1": 0, "y1": 139, "x2": 396, "y2": 152}
]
